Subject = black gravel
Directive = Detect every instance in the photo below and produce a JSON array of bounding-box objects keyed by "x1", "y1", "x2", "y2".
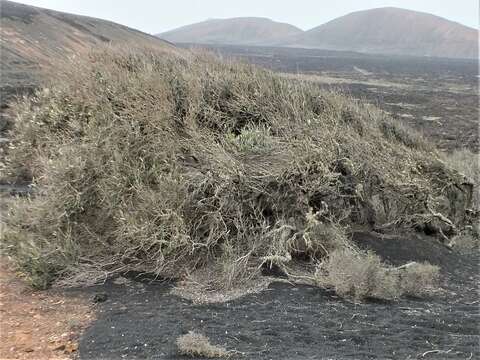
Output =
[{"x1": 78, "y1": 233, "x2": 479, "y2": 360}]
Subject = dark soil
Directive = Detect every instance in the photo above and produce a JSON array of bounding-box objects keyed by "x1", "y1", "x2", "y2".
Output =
[{"x1": 78, "y1": 232, "x2": 479, "y2": 359}]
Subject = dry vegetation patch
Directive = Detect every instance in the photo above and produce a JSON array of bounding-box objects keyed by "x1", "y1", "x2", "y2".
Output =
[
  {"x1": 171, "y1": 266, "x2": 271, "y2": 304},
  {"x1": 0, "y1": 47, "x2": 472, "y2": 292},
  {"x1": 443, "y1": 149, "x2": 479, "y2": 210},
  {"x1": 315, "y1": 250, "x2": 440, "y2": 301},
  {"x1": 442, "y1": 149, "x2": 479, "y2": 251},
  {"x1": 176, "y1": 331, "x2": 230, "y2": 358},
  {"x1": 398, "y1": 262, "x2": 440, "y2": 297},
  {"x1": 316, "y1": 249, "x2": 399, "y2": 300}
]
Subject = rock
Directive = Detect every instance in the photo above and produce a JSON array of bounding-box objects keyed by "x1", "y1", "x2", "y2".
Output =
[
  {"x1": 53, "y1": 344, "x2": 66, "y2": 351},
  {"x1": 92, "y1": 293, "x2": 108, "y2": 303},
  {"x1": 65, "y1": 342, "x2": 78, "y2": 353}
]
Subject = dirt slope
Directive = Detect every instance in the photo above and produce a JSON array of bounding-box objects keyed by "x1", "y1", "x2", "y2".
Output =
[
  {"x1": 0, "y1": 0, "x2": 176, "y2": 104},
  {"x1": 157, "y1": 17, "x2": 303, "y2": 46},
  {"x1": 284, "y1": 7, "x2": 478, "y2": 59}
]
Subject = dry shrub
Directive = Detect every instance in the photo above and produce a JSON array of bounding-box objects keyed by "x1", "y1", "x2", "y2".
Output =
[
  {"x1": 0, "y1": 47, "x2": 471, "y2": 288},
  {"x1": 299, "y1": 209, "x2": 355, "y2": 256},
  {"x1": 317, "y1": 250, "x2": 441, "y2": 301},
  {"x1": 398, "y1": 262, "x2": 440, "y2": 297},
  {"x1": 451, "y1": 227, "x2": 480, "y2": 253},
  {"x1": 442, "y1": 148, "x2": 479, "y2": 210},
  {"x1": 316, "y1": 249, "x2": 399, "y2": 300},
  {"x1": 442, "y1": 149, "x2": 479, "y2": 251},
  {"x1": 176, "y1": 331, "x2": 230, "y2": 358}
]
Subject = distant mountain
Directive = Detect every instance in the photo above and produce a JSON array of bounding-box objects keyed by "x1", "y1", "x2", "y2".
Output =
[
  {"x1": 282, "y1": 7, "x2": 478, "y2": 59},
  {"x1": 158, "y1": 8, "x2": 478, "y2": 60},
  {"x1": 157, "y1": 17, "x2": 303, "y2": 46},
  {"x1": 0, "y1": 0, "x2": 175, "y2": 88}
]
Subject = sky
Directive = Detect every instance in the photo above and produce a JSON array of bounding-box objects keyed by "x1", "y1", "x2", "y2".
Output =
[{"x1": 14, "y1": 0, "x2": 479, "y2": 34}]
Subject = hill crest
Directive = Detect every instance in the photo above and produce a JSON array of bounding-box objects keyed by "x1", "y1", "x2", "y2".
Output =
[
  {"x1": 157, "y1": 17, "x2": 303, "y2": 46},
  {"x1": 283, "y1": 7, "x2": 477, "y2": 59},
  {"x1": 158, "y1": 7, "x2": 478, "y2": 59},
  {"x1": 1, "y1": 0, "x2": 175, "y2": 86}
]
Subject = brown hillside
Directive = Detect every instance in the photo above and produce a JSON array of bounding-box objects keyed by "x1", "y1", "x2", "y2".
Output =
[
  {"x1": 157, "y1": 17, "x2": 303, "y2": 46},
  {"x1": 284, "y1": 7, "x2": 478, "y2": 59},
  {"x1": 0, "y1": 0, "x2": 176, "y2": 93}
]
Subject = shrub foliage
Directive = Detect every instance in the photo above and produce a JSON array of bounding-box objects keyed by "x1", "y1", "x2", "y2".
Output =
[
  {"x1": 1, "y1": 48, "x2": 472, "y2": 288},
  {"x1": 316, "y1": 250, "x2": 440, "y2": 300},
  {"x1": 176, "y1": 331, "x2": 230, "y2": 358}
]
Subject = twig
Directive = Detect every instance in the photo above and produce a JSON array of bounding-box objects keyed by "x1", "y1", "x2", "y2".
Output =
[{"x1": 421, "y1": 349, "x2": 452, "y2": 358}]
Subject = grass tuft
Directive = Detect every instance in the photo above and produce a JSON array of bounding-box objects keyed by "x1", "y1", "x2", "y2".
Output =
[
  {"x1": 316, "y1": 249, "x2": 399, "y2": 300},
  {"x1": 398, "y1": 262, "x2": 440, "y2": 297},
  {"x1": 176, "y1": 331, "x2": 230, "y2": 358},
  {"x1": 316, "y1": 249, "x2": 440, "y2": 301}
]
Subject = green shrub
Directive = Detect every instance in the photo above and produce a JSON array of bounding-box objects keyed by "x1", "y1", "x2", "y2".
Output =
[{"x1": 224, "y1": 125, "x2": 274, "y2": 153}]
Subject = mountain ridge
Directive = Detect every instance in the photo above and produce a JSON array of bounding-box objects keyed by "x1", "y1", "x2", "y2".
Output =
[
  {"x1": 282, "y1": 7, "x2": 478, "y2": 59},
  {"x1": 158, "y1": 16, "x2": 303, "y2": 46},
  {"x1": 157, "y1": 7, "x2": 478, "y2": 59}
]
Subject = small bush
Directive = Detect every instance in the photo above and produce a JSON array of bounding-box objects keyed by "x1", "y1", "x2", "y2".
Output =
[
  {"x1": 451, "y1": 225, "x2": 480, "y2": 253},
  {"x1": 316, "y1": 250, "x2": 440, "y2": 301},
  {"x1": 224, "y1": 125, "x2": 274, "y2": 153},
  {"x1": 316, "y1": 249, "x2": 399, "y2": 300},
  {"x1": 398, "y1": 262, "x2": 440, "y2": 297},
  {"x1": 303, "y1": 210, "x2": 352, "y2": 254},
  {"x1": 176, "y1": 331, "x2": 230, "y2": 358}
]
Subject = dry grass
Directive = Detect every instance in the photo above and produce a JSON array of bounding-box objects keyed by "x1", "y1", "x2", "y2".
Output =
[
  {"x1": 176, "y1": 331, "x2": 230, "y2": 358},
  {"x1": 316, "y1": 250, "x2": 440, "y2": 301},
  {"x1": 451, "y1": 227, "x2": 480, "y2": 252},
  {"x1": 442, "y1": 149, "x2": 479, "y2": 251},
  {"x1": 316, "y1": 249, "x2": 399, "y2": 300},
  {"x1": 443, "y1": 148, "x2": 479, "y2": 210},
  {"x1": 0, "y1": 47, "x2": 472, "y2": 288},
  {"x1": 171, "y1": 266, "x2": 271, "y2": 304},
  {"x1": 398, "y1": 262, "x2": 440, "y2": 297}
]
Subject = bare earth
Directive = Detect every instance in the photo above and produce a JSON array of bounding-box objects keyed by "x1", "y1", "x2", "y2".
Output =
[{"x1": 0, "y1": 260, "x2": 93, "y2": 360}]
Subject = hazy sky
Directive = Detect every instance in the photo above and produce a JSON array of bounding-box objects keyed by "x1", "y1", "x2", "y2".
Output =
[{"x1": 14, "y1": 0, "x2": 479, "y2": 34}]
